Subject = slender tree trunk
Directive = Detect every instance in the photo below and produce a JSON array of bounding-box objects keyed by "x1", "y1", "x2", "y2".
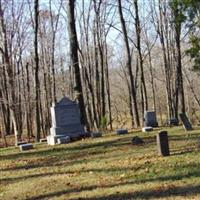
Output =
[
  {"x1": 133, "y1": 0, "x2": 148, "y2": 121},
  {"x1": 118, "y1": 0, "x2": 140, "y2": 127},
  {"x1": 34, "y1": 0, "x2": 41, "y2": 142},
  {"x1": 67, "y1": 0, "x2": 88, "y2": 128}
]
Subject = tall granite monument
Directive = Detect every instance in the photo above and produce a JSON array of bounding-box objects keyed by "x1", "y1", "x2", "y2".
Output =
[{"x1": 47, "y1": 97, "x2": 86, "y2": 145}]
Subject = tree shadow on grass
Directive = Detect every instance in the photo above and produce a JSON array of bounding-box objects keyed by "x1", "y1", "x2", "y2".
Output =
[
  {"x1": 2, "y1": 159, "x2": 200, "y2": 186},
  {"x1": 169, "y1": 132, "x2": 200, "y2": 142},
  {"x1": 21, "y1": 165, "x2": 200, "y2": 200},
  {"x1": 26, "y1": 182, "x2": 200, "y2": 200},
  {"x1": 75, "y1": 185, "x2": 200, "y2": 200},
  {"x1": 0, "y1": 138, "x2": 131, "y2": 161}
]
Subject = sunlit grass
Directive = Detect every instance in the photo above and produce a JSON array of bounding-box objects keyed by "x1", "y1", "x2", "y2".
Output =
[{"x1": 0, "y1": 126, "x2": 200, "y2": 200}]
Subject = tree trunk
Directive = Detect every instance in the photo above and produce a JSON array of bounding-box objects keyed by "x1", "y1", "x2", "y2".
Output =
[
  {"x1": 118, "y1": 0, "x2": 140, "y2": 127},
  {"x1": 34, "y1": 0, "x2": 41, "y2": 142},
  {"x1": 67, "y1": 0, "x2": 88, "y2": 128}
]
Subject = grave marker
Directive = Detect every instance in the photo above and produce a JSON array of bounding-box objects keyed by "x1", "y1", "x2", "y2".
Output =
[
  {"x1": 157, "y1": 131, "x2": 170, "y2": 156},
  {"x1": 47, "y1": 97, "x2": 86, "y2": 145},
  {"x1": 179, "y1": 113, "x2": 193, "y2": 131},
  {"x1": 144, "y1": 111, "x2": 158, "y2": 127}
]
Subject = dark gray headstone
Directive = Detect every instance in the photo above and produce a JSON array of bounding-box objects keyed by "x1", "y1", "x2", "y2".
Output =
[
  {"x1": 132, "y1": 136, "x2": 144, "y2": 145},
  {"x1": 179, "y1": 113, "x2": 193, "y2": 131},
  {"x1": 144, "y1": 111, "x2": 158, "y2": 127},
  {"x1": 19, "y1": 143, "x2": 33, "y2": 151},
  {"x1": 157, "y1": 131, "x2": 170, "y2": 156},
  {"x1": 168, "y1": 118, "x2": 179, "y2": 126},
  {"x1": 49, "y1": 97, "x2": 85, "y2": 145},
  {"x1": 91, "y1": 132, "x2": 102, "y2": 138},
  {"x1": 116, "y1": 129, "x2": 128, "y2": 135}
]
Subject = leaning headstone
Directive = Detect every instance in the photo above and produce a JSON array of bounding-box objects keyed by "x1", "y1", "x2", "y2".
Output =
[
  {"x1": 19, "y1": 143, "x2": 33, "y2": 151},
  {"x1": 144, "y1": 111, "x2": 158, "y2": 127},
  {"x1": 132, "y1": 136, "x2": 144, "y2": 145},
  {"x1": 48, "y1": 97, "x2": 86, "y2": 145},
  {"x1": 157, "y1": 131, "x2": 170, "y2": 156},
  {"x1": 142, "y1": 127, "x2": 153, "y2": 132},
  {"x1": 116, "y1": 128, "x2": 128, "y2": 135},
  {"x1": 179, "y1": 113, "x2": 193, "y2": 131},
  {"x1": 91, "y1": 132, "x2": 102, "y2": 138},
  {"x1": 57, "y1": 136, "x2": 71, "y2": 144}
]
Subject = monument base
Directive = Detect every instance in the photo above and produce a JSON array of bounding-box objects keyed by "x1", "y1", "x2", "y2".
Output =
[
  {"x1": 50, "y1": 125, "x2": 85, "y2": 138},
  {"x1": 47, "y1": 135, "x2": 66, "y2": 145}
]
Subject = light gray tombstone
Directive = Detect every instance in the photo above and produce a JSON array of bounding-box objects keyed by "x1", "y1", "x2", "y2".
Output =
[
  {"x1": 144, "y1": 111, "x2": 158, "y2": 127},
  {"x1": 48, "y1": 97, "x2": 85, "y2": 145}
]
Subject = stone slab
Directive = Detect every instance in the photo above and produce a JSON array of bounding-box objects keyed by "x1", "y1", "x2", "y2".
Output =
[
  {"x1": 57, "y1": 136, "x2": 71, "y2": 144},
  {"x1": 116, "y1": 129, "x2": 128, "y2": 135},
  {"x1": 19, "y1": 143, "x2": 33, "y2": 151},
  {"x1": 91, "y1": 132, "x2": 102, "y2": 138},
  {"x1": 142, "y1": 127, "x2": 153, "y2": 132}
]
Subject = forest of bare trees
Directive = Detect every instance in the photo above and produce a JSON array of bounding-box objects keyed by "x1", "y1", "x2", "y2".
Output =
[{"x1": 0, "y1": 0, "x2": 199, "y2": 146}]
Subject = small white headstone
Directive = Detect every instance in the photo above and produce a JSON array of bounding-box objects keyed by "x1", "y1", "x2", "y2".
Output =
[{"x1": 142, "y1": 127, "x2": 153, "y2": 132}]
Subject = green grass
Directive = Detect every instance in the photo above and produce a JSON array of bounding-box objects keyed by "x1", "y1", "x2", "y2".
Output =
[{"x1": 0, "y1": 127, "x2": 200, "y2": 200}]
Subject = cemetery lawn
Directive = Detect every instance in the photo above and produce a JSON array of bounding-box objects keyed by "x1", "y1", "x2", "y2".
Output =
[{"x1": 1, "y1": 127, "x2": 200, "y2": 200}]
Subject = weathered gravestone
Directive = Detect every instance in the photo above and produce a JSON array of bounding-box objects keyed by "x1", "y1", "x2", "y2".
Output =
[
  {"x1": 19, "y1": 143, "x2": 33, "y2": 151},
  {"x1": 116, "y1": 128, "x2": 128, "y2": 135},
  {"x1": 144, "y1": 111, "x2": 158, "y2": 127},
  {"x1": 179, "y1": 113, "x2": 193, "y2": 131},
  {"x1": 132, "y1": 136, "x2": 144, "y2": 145},
  {"x1": 47, "y1": 97, "x2": 86, "y2": 145},
  {"x1": 157, "y1": 131, "x2": 170, "y2": 156},
  {"x1": 168, "y1": 118, "x2": 179, "y2": 126}
]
